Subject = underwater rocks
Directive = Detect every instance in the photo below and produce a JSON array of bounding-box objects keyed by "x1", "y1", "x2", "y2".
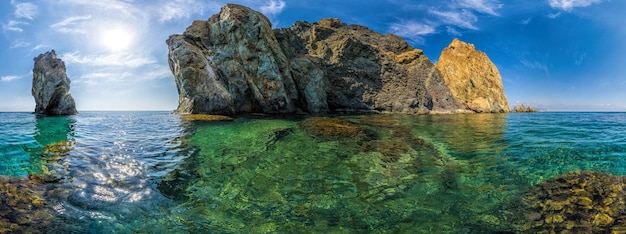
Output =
[
  {"x1": 167, "y1": 4, "x2": 474, "y2": 115},
  {"x1": 180, "y1": 114, "x2": 233, "y2": 122},
  {"x1": 298, "y1": 117, "x2": 369, "y2": 141},
  {"x1": 32, "y1": 50, "x2": 78, "y2": 116},
  {"x1": 436, "y1": 39, "x2": 510, "y2": 113},
  {"x1": 0, "y1": 175, "x2": 53, "y2": 233},
  {"x1": 515, "y1": 171, "x2": 626, "y2": 233}
]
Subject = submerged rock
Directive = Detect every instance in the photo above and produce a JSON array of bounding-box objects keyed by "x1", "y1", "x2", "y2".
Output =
[
  {"x1": 0, "y1": 175, "x2": 53, "y2": 233},
  {"x1": 32, "y1": 50, "x2": 78, "y2": 116},
  {"x1": 167, "y1": 4, "x2": 468, "y2": 115},
  {"x1": 436, "y1": 39, "x2": 510, "y2": 113},
  {"x1": 299, "y1": 117, "x2": 369, "y2": 140},
  {"x1": 515, "y1": 171, "x2": 626, "y2": 233},
  {"x1": 180, "y1": 114, "x2": 233, "y2": 122}
]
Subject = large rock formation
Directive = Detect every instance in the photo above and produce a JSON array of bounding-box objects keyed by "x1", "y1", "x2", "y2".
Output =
[
  {"x1": 167, "y1": 4, "x2": 502, "y2": 115},
  {"x1": 436, "y1": 39, "x2": 510, "y2": 113},
  {"x1": 32, "y1": 50, "x2": 77, "y2": 115}
]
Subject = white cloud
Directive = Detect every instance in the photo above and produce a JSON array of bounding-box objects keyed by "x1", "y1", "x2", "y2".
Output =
[
  {"x1": 31, "y1": 44, "x2": 48, "y2": 51},
  {"x1": 389, "y1": 21, "x2": 436, "y2": 44},
  {"x1": 520, "y1": 17, "x2": 533, "y2": 25},
  {"x1": 62, "y1": 51, "x2": 156, "y2": 68},
  {"x1": 1, "y1": 75, "x2": 21, "y2": 82},
  {"x1": 548, "y1": 0, "x2": 604, "y2": 11},
  {"x1": 521, "y1": 59, "x2": 549, "y2": 75},
  {"x1": 457, "y1": 0, "x2": 503, "y2": 16},
  {"x1": 10, "y1": 40, "x2": 31, "y2": 48},
  {"x1": 430, "y1": 9, "x2": 478, "y2": 30},
  {"x1": 157, "y1": 0, "x2": 212, "y2": 22},
  {"x1": 50, "y1": 15, "x2": 92, "y2": 34},
  {"x1": 260, "y1": 0, "x2": 286, "y2": 16},
  {"x1": 2, "y1": 20, "x2": 28, "y2": 32},
  {"x1": 446, "y1": 26, "x2": 462, "y2": 36},
  {"x1": 12, "y1": 1, "x2": 38, "y2": 20},
  {"x1": 547, "y1": 12, "x2": 562, "y2": 18}
]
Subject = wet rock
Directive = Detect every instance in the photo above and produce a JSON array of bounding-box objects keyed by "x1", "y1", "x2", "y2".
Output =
[
  {"x1": 298, "y1": 117, "x2": 369, "y2": 141},
  {"x1": 514, "y1": 171, "x2": 626, "y2": 233},
  {"x1": 180, "y1": 114, "x2": 233, "y2": 122},
  {"x1": 0, "y1": 175, "x2": 53, "y2": 233},
  {"x1": 32, "y1": 50, "x2": 78, "y2": 116}
]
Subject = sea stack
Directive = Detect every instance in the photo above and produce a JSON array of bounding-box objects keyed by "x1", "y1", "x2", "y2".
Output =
[
  {"x1": 32, "y1": 50, "x2": 78, "y2": 115},
  {"x1": 167, "y1": 4, "x2": 466, "y2": 115},
  {"x1": 436, "y1": 39, "x2": 510, "y2": 113}
]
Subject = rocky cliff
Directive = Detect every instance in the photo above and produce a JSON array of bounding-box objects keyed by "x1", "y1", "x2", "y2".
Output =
[
  {"x1": 167, "y1": 4, "x2": 506, "y2": 115},
  {"x1": 32, "y1": 50, "x2": 78, "y2": 115},
  {"x1": 436, "y1": 39, "x2": 510, "y2": 113}
]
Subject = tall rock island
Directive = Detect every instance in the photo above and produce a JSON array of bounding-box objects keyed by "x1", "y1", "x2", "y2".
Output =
[
  {"x1": 32, "y1": 50, "x2": 78, "y2": 115},
  {"x1": 436, "y1": 39, "x2": 510, "y2": 113},
  {"x1": 167, "y1": 4, "x2": 507, "y2": 115}
]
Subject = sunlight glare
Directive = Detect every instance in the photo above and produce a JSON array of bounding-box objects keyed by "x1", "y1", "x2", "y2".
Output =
[{"x1": 101, "y1": 28, "x2": 133, "y2": 51}]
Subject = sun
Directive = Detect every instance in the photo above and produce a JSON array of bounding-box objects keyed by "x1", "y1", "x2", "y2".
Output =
[{"x1": 101, "y1": 28, "x2": 133, "y2": 51}]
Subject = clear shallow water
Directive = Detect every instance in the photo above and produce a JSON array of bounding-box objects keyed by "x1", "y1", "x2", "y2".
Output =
[{"x1": 1, "y1": 112, "x2": 626, "y2": 233}]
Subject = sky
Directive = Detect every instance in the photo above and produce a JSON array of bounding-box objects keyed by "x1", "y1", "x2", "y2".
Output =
[{"x1": 1, "y1": 0, "x2": 625, "y2": 111}]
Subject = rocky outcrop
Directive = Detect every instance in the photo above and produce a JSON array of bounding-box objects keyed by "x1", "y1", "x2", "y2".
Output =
[
  {"x1": 167, "y1": 4, "x2": 467, "y2": 115},
  {"x1": 274, "y1": 18, "x2": 465, "y2": 114},
  {"x1": 32, "y1": 50, "x2": 77, "y2": 115},
  {"x1": 436, "y1": 39, "x2": 509, "y2": 113},
  {"x1": 167, "y1": 4, "x2": 297, "y2": 115},
  {"x1": 512, "y1": 104, "x2": 537, "y2": 112}
]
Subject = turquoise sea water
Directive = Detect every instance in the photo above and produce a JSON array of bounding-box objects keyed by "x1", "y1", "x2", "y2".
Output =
[{"x1": 1, "y1": 111, "x2": 626, "y2": 233}]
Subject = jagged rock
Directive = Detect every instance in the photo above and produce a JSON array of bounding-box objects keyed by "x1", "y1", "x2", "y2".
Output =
[
  {"x1": 436, "y1": 39, "x2": 510, "y2": 113},
  {"x1": 167, "y1": 4, "x2": 297, "y2": 115},
  {"x1": 275, "y1": 19, "x2": 465, "y2": 114},
  {"x1": 167, "y1": 4, "x2": 467, "y2": 115},
  {"x1": 32, "y1": 50, "x2": 78, "y2": 115},
  {"x1": 513, "y1": 104, "x2": 537, "y2": 112}
]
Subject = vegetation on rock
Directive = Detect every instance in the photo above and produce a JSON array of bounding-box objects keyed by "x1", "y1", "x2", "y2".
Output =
[{"x1": 514, "y1": 171, "x2": 626, "y2": 233}]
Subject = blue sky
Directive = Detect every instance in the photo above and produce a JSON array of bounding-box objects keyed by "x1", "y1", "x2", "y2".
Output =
[{"x1": 1, "y1": 0, "x2": 624, "y2": 111}]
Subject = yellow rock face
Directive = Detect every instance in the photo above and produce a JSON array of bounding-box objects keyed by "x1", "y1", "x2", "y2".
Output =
[{"x1": 435, "y1": 38, "x2": 510, "y2": 113}]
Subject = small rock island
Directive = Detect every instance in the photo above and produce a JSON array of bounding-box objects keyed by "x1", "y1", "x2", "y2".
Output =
[
  {"x1": 167, "y1": 4, "x2": 509, "y2": 115},
  {"x1": 32, "y1": 50, "x2": 78, "y2": 115}
]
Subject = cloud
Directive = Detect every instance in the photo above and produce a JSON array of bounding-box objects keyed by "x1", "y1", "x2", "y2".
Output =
[
  {"x1": 1, "y1": 75, "x2": 21, "y2": 82},
  {"x1": 389, "y1": 21, "x2": 436, "y2": 44},
  {"x1": 260, "y1": 0, "x2": 286, "y2": 16},
  {"x1": 2, "y1": 20, "x2": 28, "y2": 32},
  {"x1": 548, "y1": 0, "x2": 604, "y2": 11},
  {"x1": 520, "y1": 17, "x2": 533, "y2": 25},
  {"x1": 521, "y1": 59, "x2": 549, "y2": 75},
  {"x1": 457, "y1": 0, "x2": 503, "y2": 16},
  {"x1": 430, "y1": 9, "x2": 478, "y2": 30},
  {"x1": 10, "y1": 40, "x2": 31, "y2": 48},
  {"x1": 50, "y1": 15, "x2": 92, "y2": 34},
  {"x1": 12, "y1": 1, "x2": 38, "y2": 20},
  {"x1": 547, "y1": 12, "x2": 562, "y2": 18},
  {"x1": 157, "y1": 0, "x2": 213, "y2": 22},
  {"x1": 62, "y1": 51, "x2": 156, "y2": 68},
  {"x1": 446, "y1": 26, "x2": 462, "y2": 36},
  {"x1": 31, "y1": 44, "x2": 48, "y2": 51}
]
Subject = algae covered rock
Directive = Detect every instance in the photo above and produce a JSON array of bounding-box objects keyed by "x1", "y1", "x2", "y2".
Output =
[
  {"x1": 298, "y1": 117, "x2": 369, "y2": 140},
  {"x1": 32, "y1": 50, "x2": 78, "y2": 116},
  {"x1": 436, "y1": 39, "x2": 509, "y2": 113},
  {"x1": 180, "y1": 114, "x2": 233, "y2": 122},
  {"x1": 0, "y1": 175, "x2": 53, "y2": 233},
  {"x1": 515, "y1": 171, "x2": 626, "y2": 233}
]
